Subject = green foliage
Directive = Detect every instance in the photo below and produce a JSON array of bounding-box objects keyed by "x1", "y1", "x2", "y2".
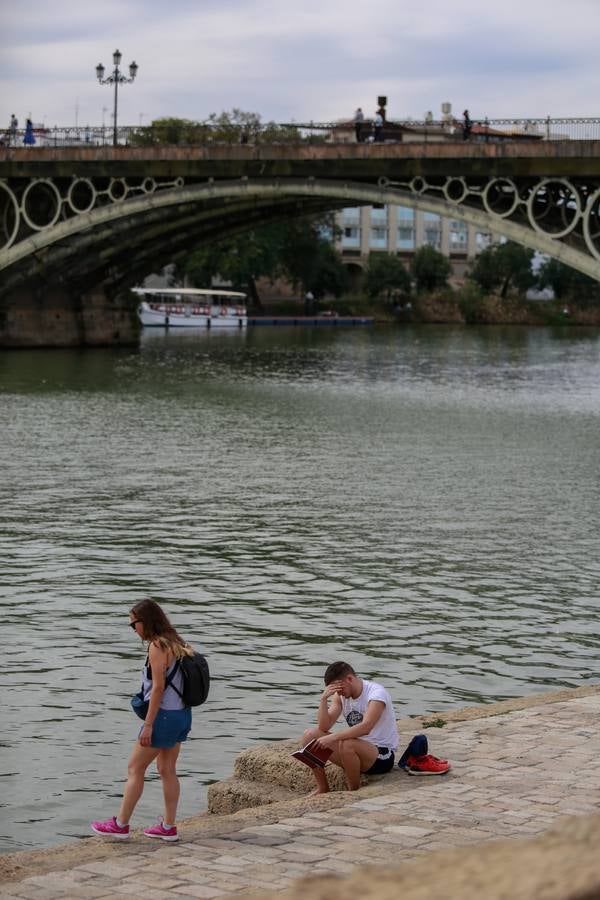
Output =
[
  {"x1": 469, "y1": 241, "x2": 535, "y2": 297},
  {"x1": 536, "y1": 258, "x2": 600, "y2": 301},
  {"x1": 411, "y1": 245, "x2": 452, "y2": 292},
  {"x1": 182, "y1": 214, "x2": 347, "y2": 301},
  {"x1": 422, "y1": 718, "x2": 446, "y2": 728},
  {"x1": 457, "y1": 281, "x2": 487, "y2": 323},
  {"x1": 363, "y1": 252, "x2": 411, "y2": 300},
  {"x1": 130, "y1": 110, "x2": 317, "y2": 146},
  {"x1": 309, "y1": 242, "x2": 350, "y2": 298}
]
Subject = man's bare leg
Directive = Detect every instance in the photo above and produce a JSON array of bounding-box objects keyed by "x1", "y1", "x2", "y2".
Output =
[
  {"x1": 338, "y1": 739, "x2": 379, "y2": 791},
  {"x1": 301, "y1": 728, "x2": 333, "y2": 795}
]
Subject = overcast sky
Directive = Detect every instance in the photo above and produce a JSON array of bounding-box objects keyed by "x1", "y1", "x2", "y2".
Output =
[{"x1": 1, "y1": 0, "x2": 599, "y2": 128}]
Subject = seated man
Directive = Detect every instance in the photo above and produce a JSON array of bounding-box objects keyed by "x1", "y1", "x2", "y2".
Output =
[{"x1": 302, "y1": 661, "x2": 399, "y2": 794}]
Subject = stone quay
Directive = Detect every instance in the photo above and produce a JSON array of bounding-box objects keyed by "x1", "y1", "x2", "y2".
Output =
[{"x1": 1, "y1": 685, "x2": 599, "y2": 900}]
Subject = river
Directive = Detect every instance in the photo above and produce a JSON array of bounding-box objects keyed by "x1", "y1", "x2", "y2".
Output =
[{"x1": 1, "y1": 324, "x2": 600, "y2": 852}]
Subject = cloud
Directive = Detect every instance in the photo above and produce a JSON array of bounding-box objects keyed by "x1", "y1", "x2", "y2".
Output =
[{"x1": 1, "y1": 0, "x2": 599, "y2": 125}]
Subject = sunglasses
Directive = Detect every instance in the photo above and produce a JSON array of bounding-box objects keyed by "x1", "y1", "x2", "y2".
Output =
[{"x1": 129, "y1": 619, "x2": 141, "y2": 630}]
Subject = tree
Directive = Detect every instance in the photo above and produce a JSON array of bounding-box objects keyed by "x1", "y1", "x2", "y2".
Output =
[
  {"x1": 310, "y1": 242, "x2": 350, "y2": 298},
  {"x1": 363, "y1": 253, "x2": 411, "y2": 300},
  {"x1": 130, "y1": 110, "x2": 315, "y2": 146},
  {"x1": 469, "y1": 241, "x2": 535, "y2": 297},
  {"x1": 536, "y1": 258, "x2": 600, "y2": 300},
  {"x1": 181, "y1": 214, "x2": 347, "y2": 303},
  {"x1": 411, "y1": 245, "x2": 452, "y2": 292}
]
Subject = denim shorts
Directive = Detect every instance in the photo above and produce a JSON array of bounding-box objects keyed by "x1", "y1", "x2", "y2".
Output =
[{"x1": 139, "y1": 708, "x2": 192, "y2": 749}]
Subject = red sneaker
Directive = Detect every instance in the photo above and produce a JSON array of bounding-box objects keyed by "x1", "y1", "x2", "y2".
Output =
[{"x1": 404, "y1": 754, "x2": 450, "y2": 775}]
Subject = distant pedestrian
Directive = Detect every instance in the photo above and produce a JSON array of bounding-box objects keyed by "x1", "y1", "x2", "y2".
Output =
[
  {"x1": 9, "y1": 114, "x2": 18, "y2": 146},
  {"x1": 462, "y1": 109, "x2": 472, "y2": 141},
  {"x1": 23, "y1": 118, "x2": 36, "y2": 146},
  {"x1": 374, "y1": 111, "x2": 384, "y2": 143},
  {"x1": 354, "y1": 107, "x2": 364, "y2": 142}
]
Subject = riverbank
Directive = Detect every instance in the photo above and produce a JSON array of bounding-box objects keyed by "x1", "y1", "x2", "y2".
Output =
[
  {"x1": 252, "y1": 292, "x2": 600, "y2": 327},
  {"x1": 410, "y1": 290, "x2": 600, "y2": 326},
  {"x1": 2, "y1": 684, "x2": 599, "y2": 899}
]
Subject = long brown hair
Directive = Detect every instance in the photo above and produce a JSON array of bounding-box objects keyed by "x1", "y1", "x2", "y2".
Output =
[{"x1": 130, "y1": 598, "x2": 191, "y2": 659}]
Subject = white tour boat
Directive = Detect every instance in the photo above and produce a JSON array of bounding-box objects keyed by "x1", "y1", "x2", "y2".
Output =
[{"x1": 134, "y1": 288, "x2": 248, "y2": 328}]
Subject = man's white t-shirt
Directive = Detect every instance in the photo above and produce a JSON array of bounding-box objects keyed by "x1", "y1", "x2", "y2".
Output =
[{"x1": 340, "y1": 679, "x2": 399, "y2": 751}]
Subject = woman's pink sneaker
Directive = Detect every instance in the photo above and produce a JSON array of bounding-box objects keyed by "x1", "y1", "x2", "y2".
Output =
[
  {"x1": 90, "y1": 816, "x2": 130, "y2": 839},
  {"x1": 143, "y1": 817, "x2": 179, "y2": 842}
]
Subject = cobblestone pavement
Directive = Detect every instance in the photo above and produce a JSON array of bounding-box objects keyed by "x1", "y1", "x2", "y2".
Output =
[{"x1": 2, "y1": 693, "x2": 599, "y2": 900}]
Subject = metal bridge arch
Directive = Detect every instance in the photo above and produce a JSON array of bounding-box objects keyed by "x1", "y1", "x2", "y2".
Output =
[{"x1": 2, "y1": 176, "x2": 600, "y2": 290}]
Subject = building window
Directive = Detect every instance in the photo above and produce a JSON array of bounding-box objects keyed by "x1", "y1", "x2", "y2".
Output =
[
  {"x1": 341, "y1": 207, "x2": 361, "y2": 228},
  {"x1": 397, "y1": 226, "x2": 415, "y2": 249},
  {"x1": 370, "y1": 205, "x2": 388, "y2": 223},
  {"x1": 369, "y1": 227, "x2": 388, "y2": 248},
  {"x1": 476, "y1": 231, "x2": 492, "y2": 250},
  {"x1": 342, "y1": 226, "x2": 361, "y2": 248},
  {"x1": 450, "y1": 219, "x2": 468, "y2": 250},
  {"x1": 424, "y1": 228, "x2": 441, "y2": 249}
]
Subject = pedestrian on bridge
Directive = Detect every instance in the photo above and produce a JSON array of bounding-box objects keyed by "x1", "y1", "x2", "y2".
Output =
[
  {"x1": 23, "y1": 118, "x2": 36, "y2": 146},
  {"x1": 463, "y1": 109, "x2": 472, "y2": 141},
  {"x1": 354, "y1": 107, "x2": 364, "y2": 142},
  {"x1": 9, "y1": 114, "x2": 18, "y2": 146},
  {"x1": 374, "y1": 110, "x2": 384, "y2": 142}
]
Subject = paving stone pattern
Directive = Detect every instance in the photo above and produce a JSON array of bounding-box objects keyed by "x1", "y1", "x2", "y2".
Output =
[{"x1": 3, "y1": 694, "x2": 599, "y2": 900}]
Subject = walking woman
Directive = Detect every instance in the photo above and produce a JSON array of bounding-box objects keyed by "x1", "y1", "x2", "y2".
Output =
[{"x1": 91, "y1": 599, "x2": 193, "y2": 841}]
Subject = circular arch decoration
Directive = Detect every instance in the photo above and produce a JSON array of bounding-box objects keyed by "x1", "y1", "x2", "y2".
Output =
[
  {"x1": 482, "y1": 178, "x2": 520, "y2": 219},
  {"x1": 2, "y1": 177, "x2": 600, "y2": 284},
  {"x1": 21, "y1": 179, "x2": 62, "y2": 231},
  {"x1": 108, "y1": 178, "x2": 128, "y2": 202},
  {"x1": 443, "y1": 178, "x2": 469, "y2": 204},
  {"x1": 526, "y1": 178, "x2": 581, "y2": 239},
  {"x1": 0, "y1": 181, "x2": 20, "y2": 250},
  {"x1": 67, "y1": 178, "x2": 96, "y2": 214},
  {"x1": 582, "y1": 187, "x2": 600, "y2": 262}
]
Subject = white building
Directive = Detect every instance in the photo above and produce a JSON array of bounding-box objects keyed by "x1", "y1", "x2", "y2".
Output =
[{"x1": 335, "y1": 205, "x2": 493, "y2": 286}]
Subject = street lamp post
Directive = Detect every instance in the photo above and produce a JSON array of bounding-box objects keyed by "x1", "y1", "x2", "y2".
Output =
[{"x1": 96, "y1": 49, "x2": 138, "y2": 146}]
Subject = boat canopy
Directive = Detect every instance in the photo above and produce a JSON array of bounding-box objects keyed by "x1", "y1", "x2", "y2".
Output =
[{"x1": 133, "y1": 288, "x2": 246, "y2": 299}]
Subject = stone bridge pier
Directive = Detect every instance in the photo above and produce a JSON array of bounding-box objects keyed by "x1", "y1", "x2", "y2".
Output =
[{"x1": 0, "y1": 284, "x2": 138, "y2": 348}]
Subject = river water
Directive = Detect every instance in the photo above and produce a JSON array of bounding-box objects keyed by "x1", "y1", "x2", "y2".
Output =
[{"x1": 1, "y1": 324, "x2": 600, "y2": 852}]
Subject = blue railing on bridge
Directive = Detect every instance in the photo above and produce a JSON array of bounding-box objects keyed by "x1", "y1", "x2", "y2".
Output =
[{"x1": 2, "y1": 117, "x2": 600, "y2": 149}]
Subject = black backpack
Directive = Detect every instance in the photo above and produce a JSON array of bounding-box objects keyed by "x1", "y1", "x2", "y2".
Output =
[
  {"x1": 146, "y1": 649, "x2": 210, "y2": 707},
  {"x1": 175, "y1": 651, "x2": 210, "y2": 707}
]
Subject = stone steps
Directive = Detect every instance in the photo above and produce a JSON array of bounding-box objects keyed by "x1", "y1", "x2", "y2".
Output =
[{"x1": 207, "y1": 737, "x2": 367, "y2": 815}]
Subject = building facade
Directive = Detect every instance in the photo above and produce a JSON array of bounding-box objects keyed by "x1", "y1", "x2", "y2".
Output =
[{"x1": 335, "y1": 205, "x2": 493, "y2": 283}]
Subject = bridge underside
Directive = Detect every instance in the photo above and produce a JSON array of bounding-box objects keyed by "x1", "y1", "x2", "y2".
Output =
[{"x1": 1, "y1": 143, "x2": 600, "y2": 344}]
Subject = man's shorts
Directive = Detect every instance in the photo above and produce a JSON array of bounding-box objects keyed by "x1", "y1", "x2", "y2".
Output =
[
  {"x1": 139, "y1": 708, "x2": 192, "y2": 749},
  {"x1": 366, "y1": 746, "x2": 395, "y2": 775}
]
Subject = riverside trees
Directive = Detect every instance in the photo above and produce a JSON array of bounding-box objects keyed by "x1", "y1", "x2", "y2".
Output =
[
  {"x1": 468, "y1": 242, "x2": 535, "y2": 297},
  {"x1": 181, "y1": 215, "x2": 348, "y2": 305}
]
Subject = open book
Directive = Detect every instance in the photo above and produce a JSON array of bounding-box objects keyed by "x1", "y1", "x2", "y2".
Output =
[{"x1": 291, "y1": 738, "x2": 333, "y2": 770}]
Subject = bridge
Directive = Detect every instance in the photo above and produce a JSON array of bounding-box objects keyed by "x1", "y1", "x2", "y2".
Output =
[{"x1": 1, "y1": 131, "x2": 600, "y2": 346}]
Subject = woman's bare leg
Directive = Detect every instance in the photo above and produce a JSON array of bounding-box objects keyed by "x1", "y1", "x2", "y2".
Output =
[
  {"x1": 118, "y1": 742, "x2": 160, "y2": 824},
  {"x1": 156, "y1": 743, "x2": 181, "y2": 824}
]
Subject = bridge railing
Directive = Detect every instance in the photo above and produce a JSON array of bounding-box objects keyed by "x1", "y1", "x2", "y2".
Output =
[{"x1": 2, "y1": 118, "x2": 600, "y2": 148}]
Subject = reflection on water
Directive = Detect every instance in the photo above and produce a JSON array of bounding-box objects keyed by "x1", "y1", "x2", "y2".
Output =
[{"x1": 1, "y1": 324, "x2": 600, "y2": 851}]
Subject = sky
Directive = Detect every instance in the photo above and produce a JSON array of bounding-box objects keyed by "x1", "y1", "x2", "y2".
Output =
[{"x1": 1, "y1": 0, "x2": 599, "y2": 129}]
